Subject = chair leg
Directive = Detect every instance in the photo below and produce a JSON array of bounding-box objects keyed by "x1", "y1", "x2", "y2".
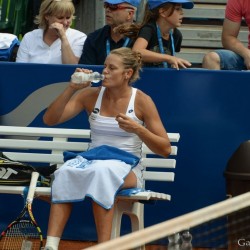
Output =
[
  {"x1": 111, "y1": 200, "x2": 145, "y2": 250},
  {"x1": 111, "y1": 201, "x2": 123, "y2": 239}
]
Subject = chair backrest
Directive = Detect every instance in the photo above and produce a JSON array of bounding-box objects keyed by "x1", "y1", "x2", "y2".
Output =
[
  {"x1": 0, "y1": 127, "x2": 91, "y2": 166},
  {"x1": 0, "y1": 126, "x2": 179, "y2": 195},
  {"x1": 141, "y1": 134, "x2": 179, "y2": 187}
]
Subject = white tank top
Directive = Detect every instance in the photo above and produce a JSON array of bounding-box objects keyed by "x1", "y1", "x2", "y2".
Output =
[{"x1": 88, "y1": 87, "x2": 144, "y2": 158}]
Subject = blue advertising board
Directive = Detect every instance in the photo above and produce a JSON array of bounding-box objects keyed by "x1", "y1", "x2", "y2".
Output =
[{"x1": 1, "y1": 62, "x2": 250, "y2": 241}]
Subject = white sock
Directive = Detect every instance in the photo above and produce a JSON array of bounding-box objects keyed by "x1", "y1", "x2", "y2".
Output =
[{"x1": 45, "y1": 236, "x2": 61, "y2": 250}]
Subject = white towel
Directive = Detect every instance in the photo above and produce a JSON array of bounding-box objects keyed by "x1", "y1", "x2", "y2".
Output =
[
  {"x1": 51, "y1": 155, "x2": 132, "y2": 209},
  {"x1": 0, "y1": 33, "x2": 17, "y2": 49}
]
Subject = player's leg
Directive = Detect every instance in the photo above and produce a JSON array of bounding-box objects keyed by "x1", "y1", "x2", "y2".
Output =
[
  {"x1": 45, "y1": 203, "x2": 73, "y2": 250},
  {"x1": 93, "y1": 171, "x2": 137, "y2": 243}
]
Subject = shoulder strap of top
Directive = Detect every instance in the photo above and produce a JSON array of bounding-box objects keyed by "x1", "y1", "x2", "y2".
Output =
[
  {"x1": 94, "y1": 87, "x2": 137, "y2": 115},
  {"x1": 94, "y1": 86, "x2": 105, "y2": 110},
  {"x1": 126, "y1": 88, "x2": 137, "y2": 115}
]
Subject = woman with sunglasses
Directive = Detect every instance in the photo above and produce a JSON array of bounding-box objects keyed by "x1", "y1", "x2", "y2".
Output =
[
  {"x1": 43, "y1": 47, "x2": 171, "y2": 249},
  {"x1": 78, "y1": 0, "x2": 140, "y2": 65},
  {"x1": 16, "y1": 0, "x2": 86, "y2": 64},
  {"x1": 116, "y1": 0, "x2": 194, "y2": 69}
]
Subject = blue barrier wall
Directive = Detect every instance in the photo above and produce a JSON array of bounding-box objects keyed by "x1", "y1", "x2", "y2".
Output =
[{"x1": 1, "y1": 62, "x2": 250, "y2": 241}]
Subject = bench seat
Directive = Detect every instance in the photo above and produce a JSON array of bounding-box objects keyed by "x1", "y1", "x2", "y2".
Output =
[{"x1": 0, "y1": 125, "x2": 180, "y2": 250}]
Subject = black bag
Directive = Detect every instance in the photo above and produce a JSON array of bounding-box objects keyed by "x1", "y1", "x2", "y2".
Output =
[{"x1": 0, "y1": 152, "x2": 56, "y2": 186}]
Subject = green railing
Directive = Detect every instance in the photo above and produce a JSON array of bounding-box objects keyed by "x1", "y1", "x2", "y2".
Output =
[
  {"x1": 0, "y1": 0, "x2": 16, "y2": 33},
  {"x1": 0, "y1": 0, "x2": 33, "y2": 39}
]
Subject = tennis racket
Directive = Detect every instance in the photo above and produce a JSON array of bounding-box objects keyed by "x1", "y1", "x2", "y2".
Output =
[{"x1": 0, "y1": 171, "x2": 43, "y2": 250}]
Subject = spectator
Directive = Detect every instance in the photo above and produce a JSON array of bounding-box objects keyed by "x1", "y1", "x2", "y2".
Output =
[
  {"x1": 43, "y1": 47, "x2": 171, "y2": 250},
  {"x1": 202, "y1": 0, "x2": 250, "y2": 70},
  {"x1": 78, "y1": 0, "x2": 140, "y2": 65},
  {"x1": 16, "y1": 0, "x2": 86, "y2": 64},
  {"x1": 115, "y1": 0, "x2": 193, "y2": 69}
]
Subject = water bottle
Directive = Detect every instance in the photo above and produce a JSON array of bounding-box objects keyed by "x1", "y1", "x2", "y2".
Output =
[
  {"x1": 168, "y1": 233, "x2": 181, "y2": 250},
  {"x1": 71, "y1": 71, "x2": 104, "y2": 84},
  {"x1": 180, "y1": 230, "x2": 192, "y2": 250}
]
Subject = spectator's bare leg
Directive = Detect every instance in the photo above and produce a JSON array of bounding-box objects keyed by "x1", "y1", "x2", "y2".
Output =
[{"x1": 202, "y1": 52, "x2": 221, "y2": 69}]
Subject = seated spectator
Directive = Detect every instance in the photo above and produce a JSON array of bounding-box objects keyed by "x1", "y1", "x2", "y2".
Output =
[
  {"x1": 78, "y1": 0, "x2": 140, "y2": 65},
  {"x1": 43, "y1": 47, "x2": 171, "y2": 249},
  {"x1": 202, "y1": 0, "x2": 250, "y2": 70},
  {"x1": 16, "y1": 0, "x2": 86, "y2": 64},
  {"x1": 115, "y1": 0, "x2": 193, "y2": 69}
]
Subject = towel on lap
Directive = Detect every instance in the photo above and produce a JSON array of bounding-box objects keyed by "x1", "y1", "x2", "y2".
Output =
[
  {"x1": 52, "y1": 145, "x2": 140, "y2": 209},
  {"x1": 63, "y1": 144, "x2": 140, "y2": 167}
]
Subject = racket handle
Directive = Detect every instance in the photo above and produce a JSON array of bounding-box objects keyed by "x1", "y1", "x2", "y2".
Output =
[{"x1": 27, "y1": 171, "x2": 39, "y2": 203}]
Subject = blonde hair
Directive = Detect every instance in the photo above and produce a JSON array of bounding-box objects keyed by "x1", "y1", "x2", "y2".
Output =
[
  {"x1": 34, "y1": 0, "x2": 75, "y2": 29},
  {"x1": 110, "y1": 48, "x2": 142, "y2": 84}
]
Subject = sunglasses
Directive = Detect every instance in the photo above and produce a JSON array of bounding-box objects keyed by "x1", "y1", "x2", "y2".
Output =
[{"x1": 104, "y1": 3, "x2": 135, "y2": 11}]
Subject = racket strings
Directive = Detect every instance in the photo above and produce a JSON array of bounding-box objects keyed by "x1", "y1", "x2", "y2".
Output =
[
  {"x1": 0, "y1": 173, "x2": 43, "y2": 249},
  {"x1": 0, "y1": 221, "x2": 41, "y2": 250}
]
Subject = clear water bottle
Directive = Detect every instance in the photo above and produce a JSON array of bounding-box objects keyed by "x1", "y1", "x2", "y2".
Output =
[
  {"x1": 168, "y1": 233, "x2": 181, "y2": 250},
  {"x1": 71, "y1": 71, "x2": 104, "y2": 83},
  {"x1": 180, "y1": 230, "x2": 192, "y2": 250}
]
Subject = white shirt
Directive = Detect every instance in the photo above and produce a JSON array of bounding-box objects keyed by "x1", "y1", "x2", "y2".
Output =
[
  {"x1": 89, "y1": 87, "x2": 144, "y2": 158},
  {"x1": 88, "y1": 87, "x2": 144, "y2": 188},
  {"x1": 16, "y1": 28, "x2": 87, "y2": 64}
]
